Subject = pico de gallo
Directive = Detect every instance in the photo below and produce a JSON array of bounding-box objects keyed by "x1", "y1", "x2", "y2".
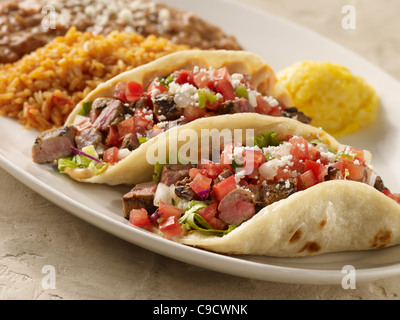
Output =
[
  {"x1": 123, "y1": 131, "x2": 400, "y2": 240},
  {"x1": 32, "y1": 66, "x2": 311, "y2": 176}
]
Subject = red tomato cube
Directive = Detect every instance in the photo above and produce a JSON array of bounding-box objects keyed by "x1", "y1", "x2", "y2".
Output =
[
  {"x1": 198, "y1": 203, "x2": 227, "y2": 231},
  {"x1": 189, "y1": 174, "x2": 212, "y2": 194},
  {"x1": 382, "y1": 190, "x2": 400, "y2": 203},
  {"x1": 304, "y1": 160, "x2": 328, "y2": 183},
  {"x1": 159, "y1": 216, "x2": 183, "y2": 239},
  {"x1": 158, "y1": 201, "x2": 182, "y2": 219},
  {"x1": 147, "y1": 79, "x2": 168, "y2": 97},
  {"x1": 290, "y1": 136, "x2": 310, "y2": 161},
  {"x1": 255, "y1": 95, "x2": 272, "y2": 115},
  {"x1": 105, "y1": 125, "x2": 120, "y2": 147},
  {"x1": 117, "y1": 117, "x2": 136, "y2": 140},
  {"x1": 213, "y1": 176, "x2": 237, "y2": 202},
  {"x1": 126, "y1": 81, "x2": 143, "y2": 103},
  {"x1": 298, "y1": 170, "x2": 318, "y2": 190},
  {"x1": 114, "y1": 82, "x2": 128, "y2": 102},
  {"x1": 103, "y1": 147, "x2": 119, "y2": 164},
  {"x1": 193, "y1": 71, "x2": 214, "y2": 89},
  {"x1": 215, "y1": 79, "x2": 237, "y2": 101},
  {"x1": 129, "y1": 208, "x2": 150, "y2": 227},
  {"x1": 213, "y1": 67, "x2": 230, "y2": 81},
  {"x1": 174, "y1": 70, "x2": 194, "y2": 85}
]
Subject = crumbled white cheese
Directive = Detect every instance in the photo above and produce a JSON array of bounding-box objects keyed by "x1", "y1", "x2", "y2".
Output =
[
  {"x1": 263, "y1": 142, "x2": 292, "y2": 158},
  {"x1": 170, "y1": 83, "x2": 199, "y2": 109},
  {"x1": 231, "y1": 73, "x2": 244, "y2": 89},
  {"x1": 264, "y1": 96, "x2": 279, "y2": 107},
  {"x1": 234, "y1": 170, "x2": 246, "y2": 184}
]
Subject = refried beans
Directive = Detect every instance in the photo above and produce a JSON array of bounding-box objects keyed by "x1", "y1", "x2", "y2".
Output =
[{"x1": 0, "y1": 0, "x2": 242, "y2": 64}]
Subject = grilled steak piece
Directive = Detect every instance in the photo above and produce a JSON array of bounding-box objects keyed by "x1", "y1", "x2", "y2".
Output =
[
  {"x1": 214, "y1": 169, "x2": 234, "y2": 184},
  {"x1": 160, "y1": 164, "x2": 193, "y2": 186},
  {"x1": 259, "y1": 179, "x2": 297, "y2": 207},
  {"x1": 218, "y1": 98, "x2": 254, "y2": 115},
  {"x1": 218, "y1": 189, "x2": 256, "y2": 226},
  {"x1": 120, "y1": 133, "x2": 140, "y2": 151},
  {"x1": 32, "y1": 126, "x2": 76, "y2": 164},
  {"x1": 282, "y1": 107, "x2": 312, "y2": 125},
  {"x1": 123, "y1": 182, "x2": 158, "y2": 219},
  {"x1": 324, "y1": 167, "x2": 342, "y2": 181},
  {"x1": 75, "y1": 127, "x2": 107, "y2": 156},
  {"x1": 374, "y1": 176, "x2": 388, "y2": 192},
  {"x1": 90, "y1": 98, "x2": 113, "y2": 123},
  {"x1": 132, "y1": 96, "x2": 149, "y2": 110},
  {"x1": 153, "y1": 95, "x2": 182, "y2": 121},
  {"x1": 175, "y1": 177, "x2": 199, "y2": 201},
  {"x1": 93, "y1": 100, "x2": 124, "y2": 132}
]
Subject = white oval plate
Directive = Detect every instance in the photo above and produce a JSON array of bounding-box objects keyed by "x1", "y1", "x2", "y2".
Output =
[{"x1": 1, "y1": 0, "x2": 400, "y2": 285}]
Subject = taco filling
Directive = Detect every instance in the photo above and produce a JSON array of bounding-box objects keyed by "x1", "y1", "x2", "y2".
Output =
[
  {"x1": 32, "y1": 66, "x2": 311, "y2": 175},
  {"x1": 123, "y1": 131, "x2": 400, "y2": 240}
]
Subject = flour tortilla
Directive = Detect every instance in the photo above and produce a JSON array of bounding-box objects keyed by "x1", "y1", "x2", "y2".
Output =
[
  {"x1": 63, "y1": 50, "x2": 293, "y2": 185},
  {"x1": 104, "y1": 112, "x2": 399, "y2": 257},
  {"x1": 180, "y1": 180, "x2": 400, "y2": 257}
]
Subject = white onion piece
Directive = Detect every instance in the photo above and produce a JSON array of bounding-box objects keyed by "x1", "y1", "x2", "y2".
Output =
[
  {"x1": 154, "y1": 183, "x2": 174, "y2": 206},
  {"x1": 259, "y1": 159, "x2": 279, "y2": 181}
]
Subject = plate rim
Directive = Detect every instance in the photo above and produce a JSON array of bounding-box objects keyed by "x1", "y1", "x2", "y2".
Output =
[{"x1": 1, "y1": 0, "x2": 400, "y2": 285}]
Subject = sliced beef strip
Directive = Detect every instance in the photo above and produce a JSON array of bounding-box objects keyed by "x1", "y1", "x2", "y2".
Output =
[
  {"x1": 175, "y1": 177, "x2": 199, "y2": 201},
  {"x1": 218, "y1": 189, "x2": 256, "y2": 226},
  {"x1": 123, "y1": 182, "x2": 158, "y2": 219},
  {"x1": 32, "y1": 126, "x2": 76, "y2": 164},
  {"x1": 92, "y1": 100, "x2": 124, "y2": 132},
  {"x1": 282, "y1": 107, "x2": 312, "y2": 125},
  {"x1": 258, "y1": 179, "x2": 297, "y2": 207},
  {"x1": 89, "y1": 98, "x2": 113, "y2": 123},
  {"x1": 160, "y1": 164, "x2": 193, "y2": 187},
  {"x1": 75, "y1": 127, "x2": 107, "y2": 157},
  {"x1": 153, "y1": 95, "x2": 183, "y2": 121}
]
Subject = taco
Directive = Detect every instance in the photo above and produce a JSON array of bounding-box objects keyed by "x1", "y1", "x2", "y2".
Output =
[
  {"x1": 31, "y1": 50, "x2": 312, "y2": 185},
  {"x1": 122, "y1": 114, "x2": 400, "y2": 257}
]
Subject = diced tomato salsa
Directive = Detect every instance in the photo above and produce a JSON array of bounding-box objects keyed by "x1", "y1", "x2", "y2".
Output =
[{"x1": 72, "y1": 65, "x2": 300, "y2": 167}]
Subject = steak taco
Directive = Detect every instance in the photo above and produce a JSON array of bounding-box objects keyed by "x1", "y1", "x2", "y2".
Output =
[
  {"x1": 32, "y1": 50, "x2": 311, "y2": 185},
  {"x1": 122, "y1": 114, "x2": 400, "y2": 257}
]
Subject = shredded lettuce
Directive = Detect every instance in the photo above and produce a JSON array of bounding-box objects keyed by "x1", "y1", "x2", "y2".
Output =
[
  {"x1": 58, "y1": 157, "x2": 76, "y2": 173},
  {"x1": 58, "y1": 145, "x2": 107, "y2": 175},
  {"x1": 254, "y1": 131, "x2": 281, "y2": 148},
  {"x1": 177, "y1": 201, "x2": 237, "y2": 236}
]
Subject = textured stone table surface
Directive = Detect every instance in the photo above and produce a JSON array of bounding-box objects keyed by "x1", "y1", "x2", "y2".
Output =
[{"x1": 1, "y1": 0, "x2": 400, "y2": 300}]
